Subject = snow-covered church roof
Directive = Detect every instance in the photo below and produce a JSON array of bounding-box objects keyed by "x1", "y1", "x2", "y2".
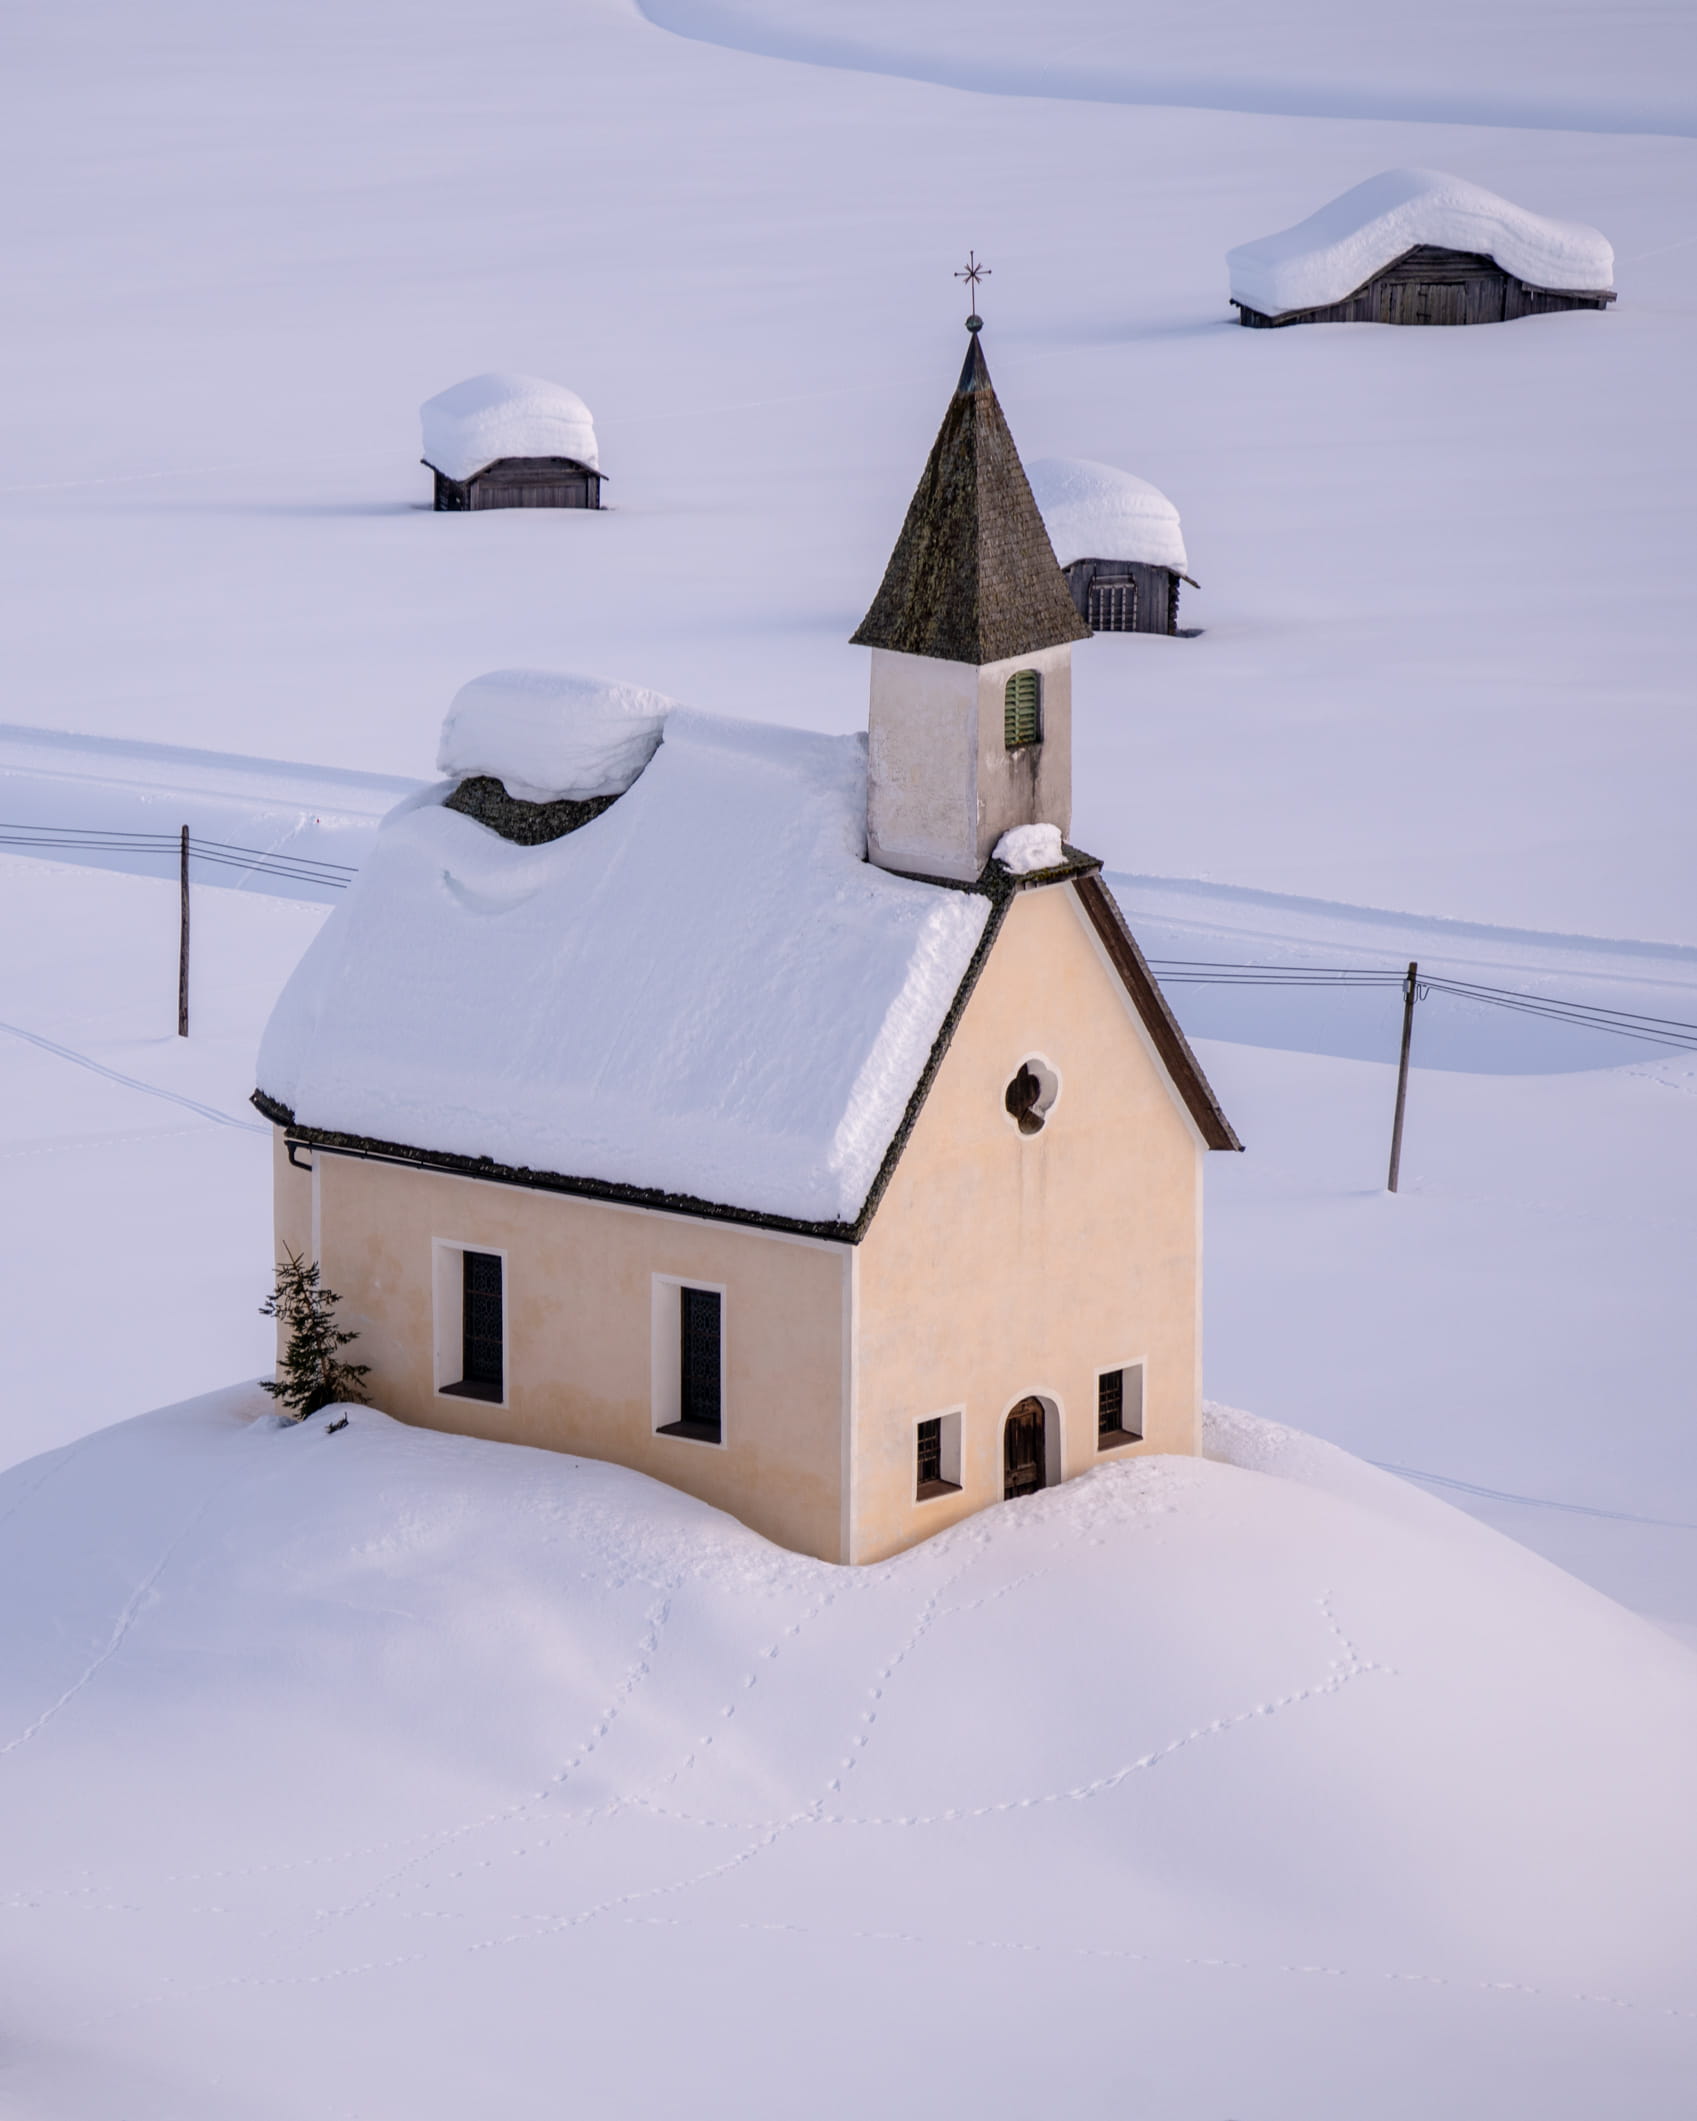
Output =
[
  {"x1": 1227, "y1": 169, "x2": 1615, "y2": 320},
  {"x1": 1027, "y1": 457, "x2": 1187, "y2": 575},
  {"x1": 420, "y1": 372, "x2": 600, "y2": 482},
  {"x1": 256, "y1": 698, "x2": 996, "y2": 1230}
]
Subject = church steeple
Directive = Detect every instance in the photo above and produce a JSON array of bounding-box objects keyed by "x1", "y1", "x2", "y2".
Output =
[
  {"x1": 852, "y1": 328, "x2": 1089, "y2": 666},
  {"x1": 854, "y1": 319, "x2": 1087, "y2": 883}
]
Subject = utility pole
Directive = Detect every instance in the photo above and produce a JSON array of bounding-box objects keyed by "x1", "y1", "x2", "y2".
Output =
[
  {"x1": 178, "y1": 825, "x2": 190, "y2": 1038},
  {"x1": 1386, "y1": 959, "x2": 1418, "y2": 1193}
]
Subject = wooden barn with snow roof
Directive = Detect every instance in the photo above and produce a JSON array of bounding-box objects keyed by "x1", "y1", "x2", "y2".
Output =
[
  {"x1": 260, "y1": 324, "x2": 1238, "y2": 1565},
  {"x1": 420, "y1": 372, "x2": 605, "y2": 510},
  {"x1": 1228, "y1": 169, "x2": 1616, "y2": 328},
  {"x1": 1028, "y1": 457, "x2": 1197, "y2": 636}
]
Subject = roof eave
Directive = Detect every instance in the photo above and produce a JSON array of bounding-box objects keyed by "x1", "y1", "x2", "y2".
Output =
[
  {"x1": 253, "y1": 1089, "x2": 864, "y2": 1245},
  {"x1": 1070, "y1": 872, "x2": 1242, "y2": 1151}
]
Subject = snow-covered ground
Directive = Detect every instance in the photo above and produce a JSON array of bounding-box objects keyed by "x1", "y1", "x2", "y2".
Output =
[
  {"x1": 3, "y1": 0, "x2": 1695, "y2": 2107},
  {"x1": 2, "y1": 1391, "x2": 1694, "y2": 2119},
  {"x1": 4, "y1": 0, "x2": 1695, "y2": 938}
]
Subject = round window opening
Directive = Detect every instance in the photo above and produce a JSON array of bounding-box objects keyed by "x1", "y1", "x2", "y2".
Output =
[{"x1": 1005, "y1": 1058, "x2": 1059, "y2": 1136}]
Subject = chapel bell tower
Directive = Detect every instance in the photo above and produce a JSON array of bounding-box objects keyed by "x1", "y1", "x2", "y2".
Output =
[{"x1": 852, "y1": 317, "x2": 1089, "y2": 883}]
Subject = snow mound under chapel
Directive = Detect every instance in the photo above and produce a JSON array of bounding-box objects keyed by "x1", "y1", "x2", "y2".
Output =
[
  {"x1": 4, "y1": 1388, "x2": 1697, "y2": 2115},
  {"x1": 1227, "y1": 168, "x2": 1616, "y2": 319},
  {"x1": 1027, "y1": 456, "x2": 1188, "y2": 574},
  {"x1": 257, "y1": 708, "x2": 990, "y2": 1226},
  {"x1": 419, "y1": 371, "x2": 600, "y2": 482}
]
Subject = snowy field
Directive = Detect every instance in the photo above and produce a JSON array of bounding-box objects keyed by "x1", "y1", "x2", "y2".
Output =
[{"x1": 3, "y1": 0, "x2": 1696, "y2": 2110}]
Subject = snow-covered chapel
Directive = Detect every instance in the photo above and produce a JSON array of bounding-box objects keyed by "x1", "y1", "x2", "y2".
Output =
[{"x1": 257, "y1": 325, "x2": 1240, "y2": 1564}]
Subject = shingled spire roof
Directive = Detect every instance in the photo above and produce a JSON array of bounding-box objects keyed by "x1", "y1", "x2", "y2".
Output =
[{"x1": 852, "y1": 329, "x2": 1090, "y2": 666}]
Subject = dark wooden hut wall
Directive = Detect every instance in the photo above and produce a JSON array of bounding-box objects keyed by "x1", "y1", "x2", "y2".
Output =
[
  {"x1": 1063, "y1": 558, "x2": 1181, "y2": 636},
  {"x1": 432, "y1": 456, "x2": 603, "y2": 511},
  {"x1": 1235, "y1": 244, "x2": 1616, "y2": 328}
]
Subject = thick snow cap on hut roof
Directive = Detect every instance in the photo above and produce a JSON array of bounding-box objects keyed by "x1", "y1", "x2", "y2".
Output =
[
  {"x1": 420, "y1": 372, "x2": 599, "y2": 483},
  {"x1": 256, "y1": 712, "x2": 991, "y2": 1230},
  {"x1": 1227, "y1": 169, "x2": 1615, "y2": 319},
  {"x1": 439, "y1": 669, "x2": 671, "y2": 804},
  {"x1": 1027, "y1": 457, "x2": 1187, "y2": 575}
]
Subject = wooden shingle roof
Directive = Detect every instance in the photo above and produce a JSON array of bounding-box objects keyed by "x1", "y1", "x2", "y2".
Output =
[{"x1": 852, "y1": 331, "x2": 1090, "y2": 667}]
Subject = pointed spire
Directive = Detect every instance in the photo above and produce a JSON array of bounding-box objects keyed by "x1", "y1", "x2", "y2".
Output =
[{"x1": 852, "y1": 327, "x2": 1089, "y2": 666}]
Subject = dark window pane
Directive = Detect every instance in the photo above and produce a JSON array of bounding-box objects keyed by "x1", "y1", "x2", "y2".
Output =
[
  {"x1": 1098, "y1": 1365, "x2": 1143, "y2": 1447},
  {"x1": 917, "y1": 1417, "x2": 942, "y2": 1490},
  {"x1": 462, "y1": 1251, "x2": 504, "y2": 1392},
  {"x1": 1005, "y1": 1064, "x2": 1045, "y2": 1135},
  {"x1": 680, "y1": 1286, "x2": 722, "y2": 1440},
  {"x1": 1088, "y1": 576, "x2": 1137, "y2": 631}
]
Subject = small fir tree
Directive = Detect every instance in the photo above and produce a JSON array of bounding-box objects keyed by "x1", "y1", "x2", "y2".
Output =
[{"x1": 260, "y1": 1250, "x2": 371, "y2": 1420}]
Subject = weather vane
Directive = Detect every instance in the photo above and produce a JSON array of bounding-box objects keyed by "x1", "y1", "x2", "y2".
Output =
[{"x1": 955, "y1": 251, "x2": 990, "y2": 331}]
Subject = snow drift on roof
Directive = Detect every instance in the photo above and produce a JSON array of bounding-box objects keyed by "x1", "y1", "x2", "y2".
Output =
[
  {"x1": 257, "y1": 712, "x2": 990, "y2": 1227},
  {"x1": 1227, "y1": 169, "x2": 1615, "y2": 320},
  {"x1": 993, "y1": 823, "x2": 1064, "y2": 876},
  {"x1": 438, "y1": 669, "x2": 671, "y2": 803},
  {"x1": 1027, "y1": 457, "x2": 1187, "y2": 574},
  {"x1": 420, "y1": 371, "x2": 599, "y2": 482}
]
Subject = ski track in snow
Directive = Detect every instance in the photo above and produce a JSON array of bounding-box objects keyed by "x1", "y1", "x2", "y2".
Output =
[
  {"x1": 616, "y1": 1910, "x2": 1697, "y2": 2022},
  {"x1": 0, "y1": 1021, "x2": 267, "y2": 1134},
  {"x1": 0, "y1": 1457, "x2": 250, "y2": 1760}
]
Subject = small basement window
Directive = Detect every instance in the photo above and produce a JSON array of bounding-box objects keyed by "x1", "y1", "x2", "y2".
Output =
[
  {"x1": 658, "y1": 1284, "x2": 723, "y2": 1444},
  {"x1": 1003, "y1": 669, "x2": 1042, "y2": 748},
  {"x1": 441, "y1": 1249, "x2": 504, "y2": 1403},
  {"x1": 1097, "y1": 1363, "x2": 1144, "y2": 1448},
  {"x1": 915, "y1": 1410, "x2": 963, "y2": 1500}
]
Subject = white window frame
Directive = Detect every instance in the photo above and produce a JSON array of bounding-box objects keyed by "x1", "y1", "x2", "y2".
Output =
[
  {"x1": 1096, "y1": 1359, "x2": 1145, "y2": 1450},
  {"x1": 914, "y1": 1407, "x2": 964, "y2": 1502},
  {"x1": 651, "y1": 1273, "x2": 727, "y2": 1446},
  {"x1": 433, "y1": 1238, "x2": 509, "y2": 1407}
]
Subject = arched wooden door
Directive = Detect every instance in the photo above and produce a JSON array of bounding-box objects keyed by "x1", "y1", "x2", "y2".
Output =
[{"x1": 1003, "y1": 1397, "x2": 1048, "y2": 1500}]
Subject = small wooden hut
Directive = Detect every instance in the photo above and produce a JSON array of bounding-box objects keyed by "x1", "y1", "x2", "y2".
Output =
[
  {"x1": 420, "y1": 373, "x2": 605, "y2": 512},
  {"x1": 1228, "y1": 169, "x2": 1616, "y2": 329},
  {"x1": 1027, "y1": 458, "x2": 1196, "y2": 637}
]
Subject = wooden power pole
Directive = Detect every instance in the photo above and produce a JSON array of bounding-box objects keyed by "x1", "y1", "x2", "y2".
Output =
[
  {"x1": 177, "y1": 825, "x2": 190, "y2": 1038},
  {"x1": 1386, "y1": 959, "x2": 1418, "y2": 1193}
]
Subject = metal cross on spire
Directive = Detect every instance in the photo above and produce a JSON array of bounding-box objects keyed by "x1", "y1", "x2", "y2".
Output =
[{"x1": 955, "y1": 251, "x2": 990, "y2": 331}]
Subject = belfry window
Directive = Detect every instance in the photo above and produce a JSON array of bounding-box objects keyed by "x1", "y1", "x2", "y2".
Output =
[{"x1": 1003, "y1": 669, "x2": 1042, "y2": 748}]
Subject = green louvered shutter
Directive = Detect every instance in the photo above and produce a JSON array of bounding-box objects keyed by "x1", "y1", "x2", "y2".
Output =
[{"x1": 1003, "y1": 669, "x2": 1042, "y2": 747}]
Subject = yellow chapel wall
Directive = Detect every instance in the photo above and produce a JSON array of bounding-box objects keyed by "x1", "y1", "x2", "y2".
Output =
[
  {"x1": 848, "y1": 879, "x2": 1206, "y2": 1563},
  {"x1": 269, "y1": 1144, "x2": 852, "y2": 1562}
]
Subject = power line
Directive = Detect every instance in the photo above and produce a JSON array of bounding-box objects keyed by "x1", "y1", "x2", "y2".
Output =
[
  {"x1": 0, "y1": 822, "x2": 353, "y2": 887},
  {"x1": 1144, "y1": 958, "x2": 1697, "y2": 1052}
]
